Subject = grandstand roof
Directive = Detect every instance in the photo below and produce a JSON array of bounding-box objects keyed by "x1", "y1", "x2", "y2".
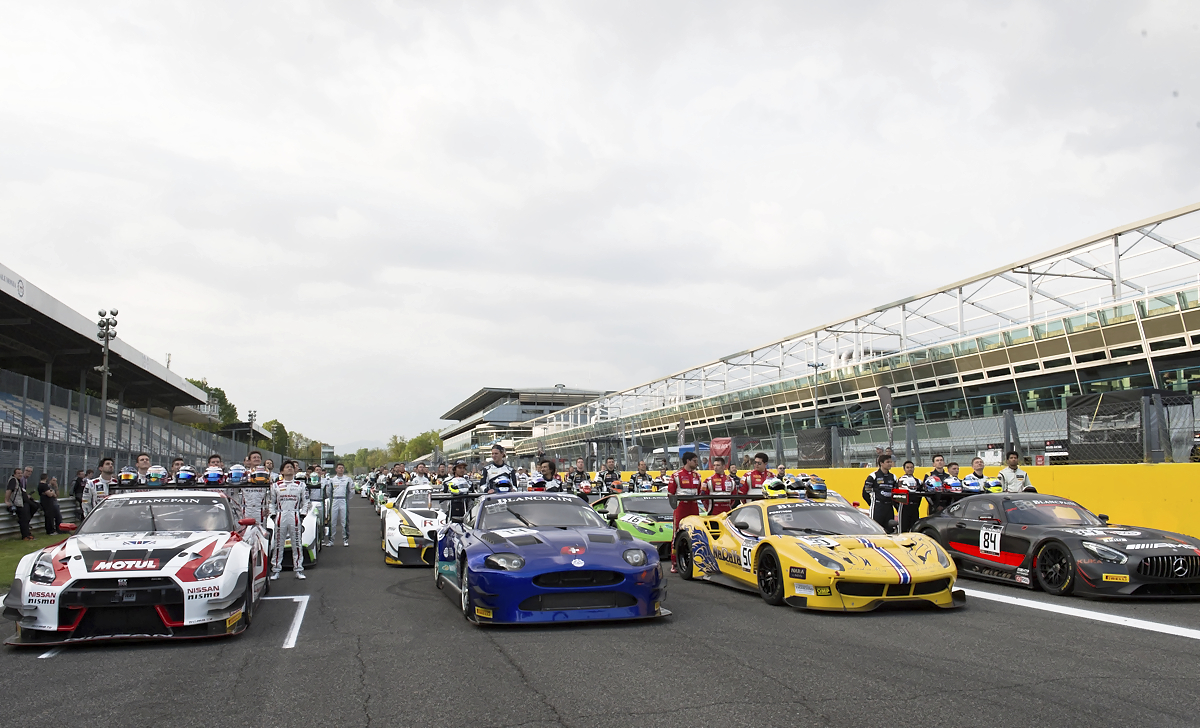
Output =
[
  {"x1": 441, "y1": 386, "x2": 611, "y2": 422},
  {"x1": 0, "y1": 262, "x2": 207, "y2": 410},
  {"x1": 523, "y1": 200, "x2": 1200, "y2": 430}
]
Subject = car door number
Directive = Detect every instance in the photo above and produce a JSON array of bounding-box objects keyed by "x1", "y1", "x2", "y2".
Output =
[
  {"x1": 740, "y1": 543, "x2": 753, "y2": 572},
  {"x1": 980, "y1": 525, "x2": 1003, "y2": 556}
]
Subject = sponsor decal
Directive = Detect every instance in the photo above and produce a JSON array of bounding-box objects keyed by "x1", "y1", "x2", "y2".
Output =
[
  {"x1": 1015, "y1": 576, "x2": 1030, "y2": 585},
  {"x1": 125, "y1": 498, "x2": 205, "y2": 505},
  {"x1": 800, "y1": 536, "x2": 840, "y2": 550},
  {"x1": 815, "y1": 586, "x2": 832, "y2": 596},
  {"x1": 226, "y1": 609, "x2": 242, "y2": 629},
  {"x1": 1098, "y1": 537, "x2": 1127, "y2": 543},
  {"x1": 492, "y1": 528, "x2": 538, "y2": 538},
  {"x1": 561, "y1": 546, "x2": 585, "y2": 555},
  {"x1": 26, "y1": 591, "x2": 55, "y2": 605},
  {"x1": 1103, "y1": 573, "x2": 1130, "y2": 583},
  {"x1": 1064, "y1": 528, "x2": 1108, "y2": 537},
  {"x1": 571, "y1": 558, "x2": 585, "y2": 568},
  {"x1": 92, "y1": 559, "x2": 160, "y2": 571},
  {"x1": 715, "y1": 547, "x2": 743, "y2": 568},
  {"x1": 1124, "y1": 542, "x2": 1193, "y2": 550},
  {"x1": 1016, "y1": 567, "x2": 1030, "y2": 576},
  {"x1": 1110, "y1": 531, "x2": 1142, "y2": 537},
  {"x1": 122, "y1": 540, "x2": 155, "y2": 546},
  {"x1": 794, "y1": 583, "x2": 815, "y2": 596},
  {"x1": 186, "y1": 584, "x2": 221, "y2": 600},
  {"x1": 475, "y1": 606, "x2": 493, "y2": 619},
  {"x1": 789, "y1": 567, "x2": 807, "y2": 579},
  {"x1": 980, "y1": 525, "x2": 1003, "y2": 556}
]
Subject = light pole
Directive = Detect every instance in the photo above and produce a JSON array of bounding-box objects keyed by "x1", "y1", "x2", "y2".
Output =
[
  {"x1": 96, "y1": 309, "x2": 118, "y2": 455},
  {"x1": 247, "y1": 409, "x2": 257, "y2": 459},
  {"x1": 808, "y1": 361, "x2": 827, "y2": 429}
]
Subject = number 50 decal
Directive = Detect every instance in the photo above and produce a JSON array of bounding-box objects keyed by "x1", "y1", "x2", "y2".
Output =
[
  {"x1": 980, "y1": 525, "x2": 1003, "y2": 556},
  {"x1": 741, "y1": 544, "x2": 753, "y2": 572}
]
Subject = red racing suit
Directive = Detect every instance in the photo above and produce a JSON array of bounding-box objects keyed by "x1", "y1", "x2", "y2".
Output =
[
  {"x1": 668, "y1": 469, "x2": 703, "y2": 564},
  {"x1": 701, "y1": 472, "x2": 746, "y2": 515},
  {"x1": 743, "y1": 468, "x2": 772, "y2": 495}
]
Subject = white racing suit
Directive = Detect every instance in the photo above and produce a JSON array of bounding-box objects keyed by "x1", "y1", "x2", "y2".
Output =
[
  {"x1": 82, "y1": 476, "x2": 117, "y2": 517},
  {"x1": 328, "y1": 474, "x2": 352, "y2": 543},
  {"x1": 242, "y1": 487, "x2": 269, "y2": 526},
  {"x1": 270, "y1": 479, "x2": 310, "y2": 574}
]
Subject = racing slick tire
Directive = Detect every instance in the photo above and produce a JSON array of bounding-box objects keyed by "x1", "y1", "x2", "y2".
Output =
[
  {"x1": 1035, "y1": 540, "x2": 1075, "y2": 596},
  {"x1": 674, "y1": 534, "x2": 695, "y2": 581},
  {"x1": 756, "y1": 547, "x2": 786, "y2": 606},
  {"x1": 459, "y1": 558, "x2": 473, "y2": 622},
  {"x1": 241, "y1": 558, "x2": 255, "y2": 627}
]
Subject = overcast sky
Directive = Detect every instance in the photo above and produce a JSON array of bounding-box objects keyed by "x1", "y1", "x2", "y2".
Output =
[{"x1": 2, "y1": 2, "x2": 1198, "y2": 451}]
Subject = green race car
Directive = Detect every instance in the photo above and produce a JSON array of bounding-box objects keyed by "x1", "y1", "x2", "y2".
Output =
[{"x1": 592, "y1": 492, "x2": 676, "y2": 560}]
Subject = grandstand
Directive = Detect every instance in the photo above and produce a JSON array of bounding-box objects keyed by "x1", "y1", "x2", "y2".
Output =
[{"x1": 514, "y1": 202, "x2": 1200, "y2": 468}]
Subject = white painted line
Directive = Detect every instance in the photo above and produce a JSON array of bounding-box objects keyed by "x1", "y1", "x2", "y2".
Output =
[
  {"x1": 38, "y1": 647, "x2": 62, "y2": 659},
  {"x1": 262, "y1": 595, "x2": 310, "y2": 649},
  {"x1": 960, "y1": 587, "x2": 1200, "y2": 641}
]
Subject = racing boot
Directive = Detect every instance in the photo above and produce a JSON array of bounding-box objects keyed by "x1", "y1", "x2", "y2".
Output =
[
  {"x1": 270, "y1": 571, "x2": 280, "y2": 580},
  {"x1": 296, "y1": 572, "x2": 307, "y2": 580}
]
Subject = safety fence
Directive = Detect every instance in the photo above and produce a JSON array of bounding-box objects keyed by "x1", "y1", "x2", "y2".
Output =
[{"x1": 0, "y1": 500, "x2": 80, "y2": 539}]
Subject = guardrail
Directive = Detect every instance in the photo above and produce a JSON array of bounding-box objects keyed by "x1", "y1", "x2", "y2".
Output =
[{"x1": 0, "y1": 499, "x2": 81, "y2": 539}]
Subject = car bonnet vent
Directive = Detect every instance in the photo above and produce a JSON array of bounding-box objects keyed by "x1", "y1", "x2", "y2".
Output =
[
  {"x1": 617, "y1": 530, "x2": 633, "y2": 542},
  {"x1": 480, "y1": 532, "x2": 508, "y2": 545},
  {"x1": 508, "y1": 535, "x2": 542, "y2": 546},
  {"x1": 588, "y1": 533, "x2": 616, "y2": 544}
]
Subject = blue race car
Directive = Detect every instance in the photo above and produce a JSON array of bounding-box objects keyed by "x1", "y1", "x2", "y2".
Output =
[{"x1": 433, "y1": 492, "x2": 670, "y2": 625}]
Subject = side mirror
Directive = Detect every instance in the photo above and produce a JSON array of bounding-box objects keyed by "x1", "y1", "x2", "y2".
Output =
[
  {"x1": 1098, "y1": 514, "x2": 1110, "y2": 523},
  {"x1": 238, "y1": 518, "x2": 256, "y2": 527},
  {"x1": 732, "y1": 520, "x2": 750, "y2": 530},
  {"x1": 606, "y1": 511, "x2": 619, "y2": 521},
  {"x1": 426, "y1": 530, "x2": 438, "y2": 541}
]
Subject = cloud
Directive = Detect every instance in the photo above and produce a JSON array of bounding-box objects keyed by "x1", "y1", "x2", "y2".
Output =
[{"x1": 2, "y1": 1, "x2": 1199, "y2": 446}]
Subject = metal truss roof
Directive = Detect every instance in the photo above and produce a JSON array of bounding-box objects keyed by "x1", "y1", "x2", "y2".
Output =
[{"x1": 527, "y1": 201, "x2": 1200, "y2": 432}]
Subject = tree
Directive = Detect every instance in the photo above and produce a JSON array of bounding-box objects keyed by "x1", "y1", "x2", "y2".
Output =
[
  {"x1": 186, "y1": 377, "x2": 240, "y2": 432},
  {"x1": 402, "y1": 430, "x2": 443, "y2": 462},
  {"x1": 262, "y1": 419, "x2": 289, "y2": 456},
  {"x1": 387, "y1": 435, "x2": 408, "y2": 461}
]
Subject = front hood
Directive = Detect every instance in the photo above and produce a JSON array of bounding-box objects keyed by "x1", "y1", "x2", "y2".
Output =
[
  {"x1": 70, "y1": 531, "x2": 222, "y2": 573},
  {"x1": 790, "y1": 534, "x2": 949, "y2": 577},
  {"x1": 478, "y1": 527, "x2": 628, "y2": 559},
  {"x1": 1053, "y1": 526, "x2": 1200, "y2": 555},
  {"x1": 617, "y1": 512, "x2": 674, "y2": 537}
]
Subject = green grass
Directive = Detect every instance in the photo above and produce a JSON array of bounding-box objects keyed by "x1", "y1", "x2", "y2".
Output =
[{"x1": 1, "y1": 532, "x2": 68, "y2": 588}]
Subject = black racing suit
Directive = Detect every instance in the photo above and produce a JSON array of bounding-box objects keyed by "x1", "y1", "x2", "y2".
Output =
[
  {"x1": 923, "y1": 470, "x2": 950, "y2": 516},
  {"x1": 862, "y1": 468, "x2": 898, "y2": 532},
  {"x1": 565, "y1": 470, "x2": 590, "y2": 498},
  {"x1": 895, "y1": 474, "x2": 923, "y2": 532},
  {"x1": 628, "y1": 472, "x2": 655, "y2": 492},
  {"x1": 598, "y1": 469, "x2": 623, "y2": 493},
  {"x1": 479, "y1": 462, "x2": 516, "y2": 492}
]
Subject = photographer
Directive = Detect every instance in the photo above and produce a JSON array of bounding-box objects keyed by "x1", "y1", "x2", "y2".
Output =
[{"x1": 5, "y1": 467, "x2": 33, "y2": 541}]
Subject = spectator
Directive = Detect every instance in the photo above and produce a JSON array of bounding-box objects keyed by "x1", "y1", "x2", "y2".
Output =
[
  {"x1": 72, "y1": 469, "x2": 89, "y2": 511},
  {"x1": 39, "y1": 475, "x2": 64, "y2": 534},
  {"x1": 6, "y1": 467, "x2": 33, "y2": 540}
]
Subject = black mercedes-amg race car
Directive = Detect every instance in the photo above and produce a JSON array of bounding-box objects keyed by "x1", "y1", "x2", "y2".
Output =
[{"x1": 914, "y1": 492, "x2": 1200, "y2": 598}]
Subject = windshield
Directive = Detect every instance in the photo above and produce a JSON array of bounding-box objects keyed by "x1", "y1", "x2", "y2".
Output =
[
  {"x1": 1003, "y1": 499, "x2": 1101, "y2": 526},
  {"x1": 621, "y1": 496, "x2": 674, "y2": 516},
  {"x1": 480, "y1": 499, "x2": 609, "y2": 530},
  {"x1": 79, "y1": 496, "x2": 233, "y2": 534},
  {"x1": 400, "y1": 491, "x2": 433, "y2": 510},
  {"x1": 767, "y1": 504, "x2": 885, "y2": 536}
]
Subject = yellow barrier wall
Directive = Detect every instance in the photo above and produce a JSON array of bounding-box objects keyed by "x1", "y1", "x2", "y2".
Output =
[{"x1": 607, "y1": 464, "x2": 1200, "y2": 537}]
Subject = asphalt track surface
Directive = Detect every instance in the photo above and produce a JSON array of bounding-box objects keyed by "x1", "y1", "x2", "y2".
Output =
[{"x1": 8, "y1": 496, "x2": 1200, "y2": 728}]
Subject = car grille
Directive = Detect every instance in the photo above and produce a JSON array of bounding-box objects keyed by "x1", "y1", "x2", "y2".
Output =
[
  {"x1": 59, "y1": 577, "x2": 183, "y2": 608},
  {"x1": 836, "y1": 582, "x2": 884, "y2": 597},
  {"x1": 74, "y1": 606, "x2": 171, "y2": 637},
  {"x1": 518, "y1": 591, "x2": 638, "y2": 611},
  {"x1": 533, "y1": 570, "x2": 623, "y2": 588},
  {"x1": 1136, "y1": 555, "x2": 1200, "y2": 579},
  {"x1": 1132, "y1": 582, "x2": 1200, "y2": 596},
  {"x1": 912, "y1": 578, "x2": 951, "y2": 595}
]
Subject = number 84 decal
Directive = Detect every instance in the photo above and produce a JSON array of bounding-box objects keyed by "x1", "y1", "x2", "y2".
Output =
[{"x1": 980, "y1": 525, "x2": 1003, "y2": 556}]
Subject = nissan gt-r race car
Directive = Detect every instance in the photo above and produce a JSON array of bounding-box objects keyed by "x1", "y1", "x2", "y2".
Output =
[
  {"x1": 915, "y1": 492, "x2": 1200, "y2": 598},
  {"x1": 434, "y1": 492, "x2": 669, "y2": 625},
  {"x1": 3, "y1": 490, "x2": 270, "y2": 646},
  {"x1": 591, "y1": 493, "x2": 675, "y2": 560},
  {"x1": 675, "y1": 496, "x2": 964, "y2": 611},
  {"x1": 382, "y1": 485, "x2": 447, "y2": 566}
]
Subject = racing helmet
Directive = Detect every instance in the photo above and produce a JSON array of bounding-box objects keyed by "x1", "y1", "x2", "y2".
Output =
[
  {"x1": 308, "y1": 472, "x2": 321, "y2": 486},
  {"x1": 202, "y1": 466, "x2": 224, "y2": 485},
  {"x1": 943, "y1": 477, "x2": 962, "y2": 493},
  {"x1": 175, "y1": 465, "x2": 196, "y2": 485},
  {"x1": 960, "y1": 475, "x2": 984, "y2": 494},
  {"x1": 493, "y1": 475, "x2": 513, "y2": 492},
  {"x1": 118, "y1": 467, "x2": 138, "y2": 485},
  {"x1": 447, "y1": 476, "x2": 469, "y2": 495},
  {"x1": 637, "y1": 478, "x2": 654, "y2": 492},
  {"x1": 804, "y1": 479, "x2": 828, "y2": 500},
  {"x1": 761, "y1": 477, "x2": 788, "y2": 499},
  {"x1": 250, "y1": 467, "x2": 271, "y2": 485},
  {"x1": 528, "y1": 474, "x2": 546, "y2": 491},
  {"x1": 227, "y1": 464, "x2": 246, "y2": 485},
  {"x1": 985, "y1": 477, "x2": 1003, "y2": 493},
  {"x1": 146, "y1": 465, "x2": 168, "y2": 487}
]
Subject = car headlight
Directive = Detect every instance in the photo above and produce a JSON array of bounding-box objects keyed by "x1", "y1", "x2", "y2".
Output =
[
  {"x1": 194, "y1": 549, "x2": 231, "y2": 580},
  {"x1": 623, "y1": 549, "x2": 647, "y2": 566},
  {"x1": 933, "y1": 543, "x2": 951, "y2": 569},
  {"x1": 399, "y1": 525, "x2": 423, "y2": 537},
  {"x1": 485, "y1": 553, "x2": 525, "y2": 570},
  {"x1": 1082, "y1": 541, "x2": 1127, "y2": 564},
  {"x1": 30, "y1": 558, "x2": 55, "y2": 584},
  {"x1": 634, "y1": 524, "x2": 656, "y2": 535},
  {"x1": 800, "y1": 546, "x2": 843, "y2": 572}
]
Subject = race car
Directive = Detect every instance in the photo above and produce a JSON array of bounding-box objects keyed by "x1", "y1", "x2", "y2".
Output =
[
  {"x1": 3, "y1": 490, "x2": 270, "y2": 645},
  {"x1": 675, "y1": 496, "x2": 963, "y2": 611},
  {"x1": 914, "y1": 492, "x2": 1200, "y2": 598},
  {"x1": 434, "y1": 492, "x2": 669, "y2": 624},
  {"x1": 381, "y1": 485, "x2": 447, "y2": 566},
  {"x1": 591, "y1": 493, "x2": 675, "y2": 560}
]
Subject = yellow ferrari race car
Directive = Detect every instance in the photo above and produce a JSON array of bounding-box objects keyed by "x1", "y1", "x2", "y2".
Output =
[{"x1": 674, "y1": 497, "x2": 965, "y2": 611}]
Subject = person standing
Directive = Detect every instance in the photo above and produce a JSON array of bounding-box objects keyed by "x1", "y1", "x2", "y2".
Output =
[
  {"x1": 565, "y1": 457, "x2": 590, "y2": 496},
  {"x1": 326, "y1": 462, "x2": 353, "y2": 547},
  {"x1": 629, "y1": 461, "x2": 654, "y2": 491},
  {"x1": 863, "y1": 454, "x2": 898, "y2": 532},
  {"x1": 922, "y1": 454, "x2": 951, "y2": 516},
  {"x1": 998, "y1": 451, "x2": 1032, "y2": 492},
  {"x1": 896, "y1": 460, "x2": 922, "y2": 532},
  {"x1": 598, "y1": 457, "x2": 622, "y2": 494},
  {"x1": 71, "y1": 470, "x2": 88, "y2": 513},
  {"x1": 38, "y1": 475, "x2": 64, "y2": 534},
  {"x1": 743, "y1": 453, "x2": 773, "y2": 494},
  {"x1": 701, "y1": 456, "x2": 743, "y2": 515},
  {"x1": 5, "y1": 467, "x2": 33, "y2": 540},
  {"x1": 83, "y1": 458, "x2": 118, "y2": 516},
  {"x1": 479, "y1": 445, "x2": 516, "y2": 493},
  {"x1": 667, "y1": 451, "x2": 703, "y2": 573},
  {"x1": 269, "y1": 460, "x2": 309, "y2": 580}
]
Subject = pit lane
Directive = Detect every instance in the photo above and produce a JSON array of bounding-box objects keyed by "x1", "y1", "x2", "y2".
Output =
[{"x1": 8, "y1": 496, "x2": 1200, "y2": 728}]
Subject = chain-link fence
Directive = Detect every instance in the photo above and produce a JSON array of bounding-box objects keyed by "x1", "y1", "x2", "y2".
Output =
[{"x1": 1067, "y1": 390, "x2": 1193, "y2": 464}]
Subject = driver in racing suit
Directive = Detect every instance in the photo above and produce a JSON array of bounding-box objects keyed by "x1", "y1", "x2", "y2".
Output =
[
  {"x1": 479, "y1": 444, "x2": 516, "y2": 493},
  {"x1": 82, "y1": 457, "x2": 118, "y2": 517},
  {"x1": 862, "y1": 454, "x2": 898, "y2": 532},
  {"x1": 326, "y1": 463, "x2": 353, "y2": 547},
  {"x1": 628, "y1": 461, "x2": 655, "y2": 492},
  {"x1": 270, "y1": 461, "x2": 309, "y2": 580},
  {"x1": 701, "y1": 456, "x2": 744, "y2": 515},
  {"x1": 667, "y1": 451, "x2": 703, "y2": 574},
  {"x1": 598, "y1": 458, "x2": 623, "y2": 494},
  {"x1": 742, "y1": 453, "x2": 773, "y2": 498}
]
